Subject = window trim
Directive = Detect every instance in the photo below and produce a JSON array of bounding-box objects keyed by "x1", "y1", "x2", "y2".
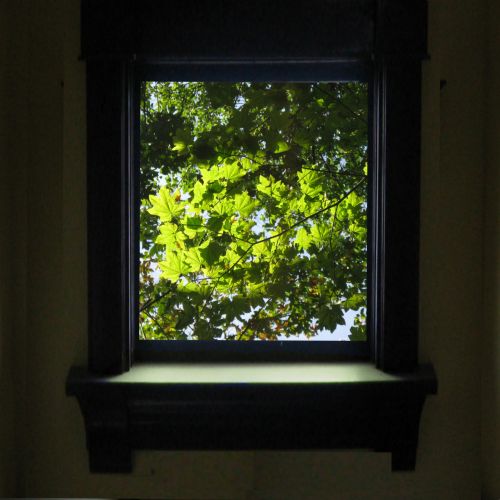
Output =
[
  {"x1": 134, "y1": 61, "x2": 371, "y2": 363},
  {"x1": 84, "y1": 0, "x2": 426, "y2": 373},
  {"x1": 68, "y1": 0, "x2": 437, "y2": 473}
]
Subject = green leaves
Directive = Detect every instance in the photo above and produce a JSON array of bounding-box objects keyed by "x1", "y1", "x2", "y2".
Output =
[
  {"x1": 200, "y1": 161, "x2": 246, "y2": 183},
  {"x1": 274, "y1": 140, "x2": 290, "y2": 153},
  {"x1": 172, "y1": 128, "x2": 192, "y2": 154},
  {"x1": 318, "y1": 305, "x2": 345, "y2": 331},
  {"x1": 184, "y1": 248, "x2": 204, "y2": 272},
  {"x1": 295, "y1": 227, "x2": 312, "y2": 251},
  {"x1": 140, "y1": 81, "x2": 369, "y2": 342},
  {"x1": 221, "y1": 161, "x2": 245, "y2": 181},
  {"x1": 256, "y1": 175, "x2": 286, "y2": 199},
  {"x1": 256, "y1": 175, "x2": 272, "y2": 195},
  {"x1": 234, "y1": 192, "x2": 257, "y2": 216},
  {"x1": 310, "y1": 223, "x2": 330, "y2": 246},
  {"x1": 199, "y1": 241, "x2": 226, "y2": 266},
  {"x1": 148, "y1": 187, "x2": 185, "y2": 221},
  {"x1": 155, "y1": 222, "x2": 186, "y2": 248},
  {"x1": 298, "y1": 168, "x2": 323, "y2": 198},
  {"x1": 159, "y1": 252, "x2": 191, "y2": 281},
  {"x1": 184, "y1": 216, "x2": 204, "y2": 237},
  {"x1": 206, "y1": 215, "x2": 225, "y2": 233}
]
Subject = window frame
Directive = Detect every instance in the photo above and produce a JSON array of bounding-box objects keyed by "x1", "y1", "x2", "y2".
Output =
[
  {"x1": 68, "y1": 0, "x2": 437, "y2": 474},
  {"x1": 84, "y1": 0, "x2": 425, "y2": 373},
  {"x1": 134, "y1": 62, "x2": 371, "y2": 362}
]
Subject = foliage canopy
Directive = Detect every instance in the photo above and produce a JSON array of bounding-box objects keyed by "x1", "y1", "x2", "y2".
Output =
[{"x1": 139, "y1": 81, "x2": 368, "y2": 341}]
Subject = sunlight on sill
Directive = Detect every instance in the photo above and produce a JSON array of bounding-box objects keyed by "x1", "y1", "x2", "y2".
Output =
[{"x1": 90, "y1": 362, "x2": 430, "y2": 385}]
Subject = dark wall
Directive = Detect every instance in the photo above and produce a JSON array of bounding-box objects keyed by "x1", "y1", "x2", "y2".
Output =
[{"x1": 0, "y1": 0, "x2": 498, "y2": 498}]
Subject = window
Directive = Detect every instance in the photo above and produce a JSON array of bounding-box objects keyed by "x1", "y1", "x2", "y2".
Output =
[
  {"x1": 67, "y1": 0, "x2": 437, "y2": 473},
  {"x1": 136, "y1": 69, "x2": 370, "y2": 361}
]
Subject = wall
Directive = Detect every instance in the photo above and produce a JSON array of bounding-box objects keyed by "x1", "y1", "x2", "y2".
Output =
[
  {"x1": 0, "y1": 1, "x2": 28, "y2": 495},
  {"x1": 0, "y1": 0, "x2": 498, "y2": 498},
  {"x1": 0, "y1": 1, "x2": 16, "y2": 494},
  {"x1": 482, "y1": 0, "x2": 500, "y2": 496}
]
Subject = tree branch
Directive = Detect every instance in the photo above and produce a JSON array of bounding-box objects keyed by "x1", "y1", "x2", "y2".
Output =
[
  {"x1": 316, "y1": 86, "x2": 365, "y2": 123},
  {"x1": 216, "y1": 176, "x2": 368, "y2": 280},
  {"x1": 140, "y1": 289, "x2": 173, "y2": 312}
]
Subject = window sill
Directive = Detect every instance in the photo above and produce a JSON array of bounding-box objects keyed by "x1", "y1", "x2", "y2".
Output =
[{"x1": 66, "y1": 362, "x2": 437, "y2": 473}]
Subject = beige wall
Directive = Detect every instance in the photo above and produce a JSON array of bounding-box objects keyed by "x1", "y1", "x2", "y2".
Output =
[
  {"x1": 0, "y1": 2, "x2": 15, "y2": 494},
  {"x1": 0, "y1": 1, "x2": 27, "y2": 495},
  {"x1": 0, "y1": 0, "x2": 498, "y2": 498},
  {"x1": 482, "y1": 0, "x2": 500, "y2": 497}
]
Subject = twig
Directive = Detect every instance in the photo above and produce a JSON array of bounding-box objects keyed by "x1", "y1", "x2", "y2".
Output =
[{"x1": 216, "y1": 177, "x2": 367, "y2": 280}]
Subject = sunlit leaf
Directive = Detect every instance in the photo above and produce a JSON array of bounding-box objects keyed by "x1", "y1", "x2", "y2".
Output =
[
  {"x1": 159, "y1": 252, "x2": 191, "y2": 282},
  {"x1": 274, "y1": 140, "x2": 290, "y2": 153},
  {"x1": 148, "y1": 187, "x2": 185, "y2": 221},
  {"x1": 295, "y1": 227, "x2": 311, "y2": 250},
  {"x1": 234, "y1": 192, "x2": 257, "y2": 216},
  {"x1": 185, "y1": 248, "x2": 204, "y2": 272},
  {"x1": 155, "y1": 223, "x2": 188, "y2": 251},
  {"x1": 221, "y1": 161, "x2": 245, "y2": 181},
  {"x1": 298, "y1": 168, "x2": 323, "y2": 198}
]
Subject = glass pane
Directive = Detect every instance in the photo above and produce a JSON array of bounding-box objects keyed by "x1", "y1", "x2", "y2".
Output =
[{"x1": 139, "y1": 81, "x2": 368, "y2": 341}]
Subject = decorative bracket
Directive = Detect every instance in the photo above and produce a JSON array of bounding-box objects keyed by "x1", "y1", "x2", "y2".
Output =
[{"x1": 67, "y1": 363, "x2": 437, "y2": 473}]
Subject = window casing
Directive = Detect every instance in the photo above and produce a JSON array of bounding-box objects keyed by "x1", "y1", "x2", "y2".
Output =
[
  {"x1": 67, "y1": 0, "x2": 437, "y2": 473},
  {"x1": 84, "y1": 0, "x2": 426, "y2": 373},
  {"x1": 135, "y1": 64, "x2": 370, "y2": 362}
]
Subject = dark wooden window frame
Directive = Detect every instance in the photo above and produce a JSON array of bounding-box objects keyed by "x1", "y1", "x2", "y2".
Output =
[
  {"x1": 67, "y1": 0, "x2": 437, "y2": 473},
  {"x1": 134, "y1": 61, "x2": 371, "y2": 363}
]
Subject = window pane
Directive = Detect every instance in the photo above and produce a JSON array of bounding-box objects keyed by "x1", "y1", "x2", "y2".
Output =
[{"x1": 139, "y1": 81, "x2": 368, "y2": 341}]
